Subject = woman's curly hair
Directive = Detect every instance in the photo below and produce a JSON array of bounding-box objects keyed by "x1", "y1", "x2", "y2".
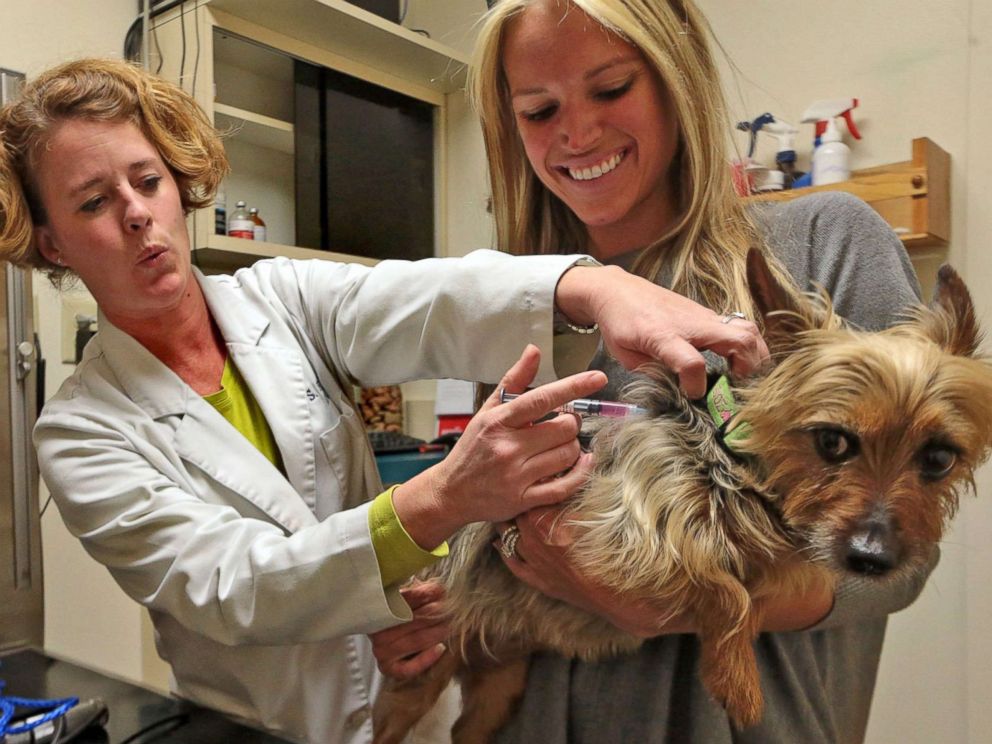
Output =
[{"x1": 0, "y1": 58, "x2": 228, "y2": 284}]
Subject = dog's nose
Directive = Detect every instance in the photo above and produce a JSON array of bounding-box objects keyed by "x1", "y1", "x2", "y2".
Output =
[{"x1": 845, "y1": 514, "x2": 900, "y2": 576}]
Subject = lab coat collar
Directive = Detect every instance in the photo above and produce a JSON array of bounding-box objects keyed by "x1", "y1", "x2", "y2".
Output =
[
  {"x1": 91, "y1": 268, "x2": 270, "y2": 419},
  {"x1": 95, "y1": 313, "x2": 193, "y2": 419},
  {"x1": 196, "y1": 270, "x2": 318, "y2": 508},
  {"x1": 94, "y1": 271, "x2": 318, "y2": 532},
  {"x1": 194, "y1": 267, "x2": 270, "y2": 346}
]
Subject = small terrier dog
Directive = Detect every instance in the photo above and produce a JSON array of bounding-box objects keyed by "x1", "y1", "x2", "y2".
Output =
[{"x1": 373, "y1": 250, "x2": 992, "y2": 743}]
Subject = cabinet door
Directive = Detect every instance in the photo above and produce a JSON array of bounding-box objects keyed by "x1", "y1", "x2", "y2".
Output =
[{"x1": 295, "y1": 62, "x2": 435, "y2": 260}]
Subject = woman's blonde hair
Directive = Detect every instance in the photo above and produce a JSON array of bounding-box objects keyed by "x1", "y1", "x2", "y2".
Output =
[
  {"x1": 0, "y1": 57, "x2": 228, "y2": 283},
  {"x1": 470, "y1": 0, "x2": 768, "y2": 317}
]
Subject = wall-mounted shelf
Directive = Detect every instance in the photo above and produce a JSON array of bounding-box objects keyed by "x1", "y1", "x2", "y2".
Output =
[
  {"x1": 750, "y1": 138, "x2": 950, "y2": 252},
  {"x1": 214, "y1": 103, "x2": 294, "y2": 154},
  {"x1": 193, "y1": 235, "x2": 378, "y2": 275},
  {"x1": 207, "y1": 0, "x2": 469, "y2": 95}
]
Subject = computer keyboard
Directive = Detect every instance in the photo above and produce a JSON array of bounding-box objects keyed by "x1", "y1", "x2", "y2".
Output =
[{"x1": 367, "y1": 430, "x2": 434, "y2": 454}]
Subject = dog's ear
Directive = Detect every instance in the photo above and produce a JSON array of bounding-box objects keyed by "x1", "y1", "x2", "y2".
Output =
[
  {"x1": 746, "y1": 249, "x2": 817, "y2": 354},
  {"x1": 917, "y1": 264, "x2": 982, "y2": 357}
]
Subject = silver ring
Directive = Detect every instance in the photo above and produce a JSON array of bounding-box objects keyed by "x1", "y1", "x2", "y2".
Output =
[
  {"x1": 722, "y1": 311, "x2": 747, "y2": 324},
  {"x1": 498, "y1": 525, "x2": 520, "y2": 560}
]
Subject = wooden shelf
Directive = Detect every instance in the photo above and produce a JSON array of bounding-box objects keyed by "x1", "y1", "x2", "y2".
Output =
[
  {"x1": 207, "y1": 0, "x2": 469, "y2": 94},
  {"x1": 214, "y1": 103, "x2": 294, "y2": 154},
  {"x1": 193, "y1": 234, "x2": 378, "y2": 275},
  {"x1": 750, "y1": 137, "x2": 950, "y2": 251}
]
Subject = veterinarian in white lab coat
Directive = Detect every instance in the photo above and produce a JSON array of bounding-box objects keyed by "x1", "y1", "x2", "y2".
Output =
[{"x1": 0, "y1": 59, "x2": 767, "y2": 744}]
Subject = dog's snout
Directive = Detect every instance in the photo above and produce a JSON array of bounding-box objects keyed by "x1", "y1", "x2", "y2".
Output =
[{"x1": 845, "y1": 513, "x2": 900, "y2": 577}]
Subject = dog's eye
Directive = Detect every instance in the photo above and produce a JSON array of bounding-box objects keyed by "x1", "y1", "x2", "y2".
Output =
[
  {"x1": 919, "y1": 444, "x2": 957, "y2": 480},
  {"x1": 813, "y1": 427, "x2": 859, "y2": 463}
]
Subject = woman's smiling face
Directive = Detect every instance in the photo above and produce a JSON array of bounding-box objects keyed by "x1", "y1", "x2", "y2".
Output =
[{"x1": 503, "y1": 1, "x2": 681, "y2": 257}]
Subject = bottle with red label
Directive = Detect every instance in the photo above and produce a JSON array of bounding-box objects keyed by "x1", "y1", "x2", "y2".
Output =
[
  {"x1": 227, "y1": 200, "x2": 254, "y2": 240},
  {"x1": 249, "y1": 207, "x2": 267, "y2": 242}
]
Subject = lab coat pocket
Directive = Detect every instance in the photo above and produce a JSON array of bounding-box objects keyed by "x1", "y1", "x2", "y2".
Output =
[{"x1": 318, "y1": 406, "x2": 376, "y2": 516}]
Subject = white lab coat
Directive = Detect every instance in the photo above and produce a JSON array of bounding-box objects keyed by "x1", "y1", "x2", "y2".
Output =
[{"x1": 35, "y1": 250, "x2": 598, "y2": 743}]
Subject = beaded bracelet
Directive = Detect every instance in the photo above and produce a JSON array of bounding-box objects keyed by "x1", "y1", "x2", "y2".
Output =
[
  {"x1": 564, "y1": 318, "x2": 599, "y2": 334},
  {"x1": 556, "y1": 256, "x2": 602, "y2": 335},
  {"x1": 554, "y1": 309, "x2": 599, "y2": 335}
]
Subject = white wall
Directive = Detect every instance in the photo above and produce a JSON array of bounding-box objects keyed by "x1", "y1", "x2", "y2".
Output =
[
  {"x1": 3, "y1": 0, "x2": 157, "y2": 687},
  {"x1": 696, "y1": 1, "x2": 990, "y2": 742},
  {"x1": 962, "y1": 2, "x2": 992, "y2": 742},
  {"x1": 402, "y1": 0, "x2": 487, "y2": 57}
]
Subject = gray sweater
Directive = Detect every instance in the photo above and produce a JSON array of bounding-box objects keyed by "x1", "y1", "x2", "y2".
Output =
[{"x1": 496, "y1": 192, "x2": 929, "y2": 744}]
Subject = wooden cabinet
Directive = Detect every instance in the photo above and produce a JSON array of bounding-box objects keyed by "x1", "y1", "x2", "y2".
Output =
[
  {"x1": 750, "y1": 138, "x2": 950, "y2": 257},
  {"x1": 150, "y1": 0, "x2": 476, "y2": 272}
]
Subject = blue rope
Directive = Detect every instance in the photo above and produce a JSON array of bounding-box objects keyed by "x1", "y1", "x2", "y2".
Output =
[{"x1": 0, "y1": 678, "x2": 79, "y2": 736}]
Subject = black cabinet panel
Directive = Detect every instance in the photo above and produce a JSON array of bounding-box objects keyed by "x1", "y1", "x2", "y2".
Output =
[
  {"x1": 346, "y1": 1, "x2": 400, "y2": 23},
  {"x1": 295, "y1": 61, "x2": 435, "y2": 261}
]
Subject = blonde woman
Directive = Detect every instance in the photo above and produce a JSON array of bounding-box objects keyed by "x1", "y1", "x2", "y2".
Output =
[
  {"x1": 374, "y1": 2, "x2": 932, "y2": 742},
  {"x1": 0, "y1": 57, "x2": 766, "y2": 743}
]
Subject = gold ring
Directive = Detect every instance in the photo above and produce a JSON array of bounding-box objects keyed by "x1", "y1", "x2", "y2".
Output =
[{"x1": 498, "y1": 525, "x2": 520, "y2": 560}]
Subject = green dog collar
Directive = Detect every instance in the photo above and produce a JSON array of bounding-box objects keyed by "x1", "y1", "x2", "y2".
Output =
[{"x1": 706, "y1": 375, "x2": 752, "y2": 451}]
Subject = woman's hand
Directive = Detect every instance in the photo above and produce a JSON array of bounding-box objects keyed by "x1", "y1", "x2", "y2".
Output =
[
  {"x1": 370, "y1": 580, "x2": 450, "y2": 680},
  {"x1": 555, "y1": 264, "x2": 769, "y2": 399},
  {"x1": 499, "y1": 506, "x2": 834, "y2": 636},
  {"x1": 497, "y1": 505, "x2": 692, "y2": 638},
  {"x1": 392, "y1": 345, "x2": 606, "y2": 549}
]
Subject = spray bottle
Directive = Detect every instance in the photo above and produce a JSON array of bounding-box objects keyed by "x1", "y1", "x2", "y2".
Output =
[
  {"x1": 736, "y1": 113, "x2": 803, "y2": 190},
  {"x1": 800, "y1": 98, "x2": 862, "y2": 186}
]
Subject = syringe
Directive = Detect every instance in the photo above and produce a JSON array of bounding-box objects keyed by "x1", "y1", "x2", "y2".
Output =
[{"x1": 499, "y1": 389, "x2": 648, "y2": 418}]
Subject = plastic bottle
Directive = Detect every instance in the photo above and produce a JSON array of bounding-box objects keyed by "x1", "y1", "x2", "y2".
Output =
[
  {"x1": 735, "y1": 113, "x2": 803, "y2": 190},
  {"x1": 228, "y1": 200, "x2": 254, "y2": 240},
  {"x1": 214, "y1": 189, "x2": 227, "y2": 235},
  {"x1": 811, "y1": 118, "x2": 850, "y2": 186},
  {"x1": 249, "y1": 207, "x2": 267, "y2": 242},
  {"x1": 753, "y1": 169, "x2": 785, "y2": 192}
]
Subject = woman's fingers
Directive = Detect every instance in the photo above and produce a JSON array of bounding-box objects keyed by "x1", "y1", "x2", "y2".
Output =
[
  {"x1": 370, "y1": 580, "x2": 451, "y2": 680},
  {"x1": 518, "y1": 451, "x2": 595, "y2": 512},
  {"x1": 698, "y1": 317, "x2": 769, "y2": 377},
  {"x1": 375, "y1": 610, "x2": 447, "y2": 653},
  {"x1": 614, "y1": 335, "x2": 708, "y2": 400},
  {"x1": 518, "y1": 437, "x2": 581, "y2": 486},
  {"x1": 479, "y1": 344, "x2": 543, "y2": 413},
  {"x1": 416, "y1": 347, "x2": 599, "y2": 530},
  {"x1": 372, "y1": 614, "x2": 448, "y2": 657},
  {"x1": 399, "y1": 579, "x2": 446, "y2": 611},
  {"x1": 495, "y1": 370, "x2": 607, "y2": 428},
  {"x1": 507, "y1": 411, "x2": 581, "y2": 460},
  {"x1": 370, "y1": 599, "x2": 446, "y2": 653},
  {"x1": 377, "y1": 641, "x2": 449, "y2": 681},
  {"x1": 519, "y1": 505, "x2": 570, "y2": 545},
  {"x1": 572, "y1": 268, "x2": 771, "y2": 397}
]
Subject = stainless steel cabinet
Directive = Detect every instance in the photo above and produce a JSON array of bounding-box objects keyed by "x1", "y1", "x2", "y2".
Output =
[{"x1": 0, "y1": 68, "x2": 43, "y2": 652}]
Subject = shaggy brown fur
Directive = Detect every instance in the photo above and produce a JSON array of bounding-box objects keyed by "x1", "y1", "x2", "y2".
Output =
[{"x1": 373, "y1": 251, "x2": 992, "y2": 742}]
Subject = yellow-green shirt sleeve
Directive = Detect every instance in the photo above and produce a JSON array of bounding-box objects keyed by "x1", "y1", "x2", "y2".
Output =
[{"x1": 368, "y1": 485, "x2": 449, "y2": 588}]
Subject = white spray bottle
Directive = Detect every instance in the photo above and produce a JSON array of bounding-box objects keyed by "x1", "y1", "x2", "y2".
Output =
[
  {"x1": 813, "y1": 118, "x2": 850, "y2": 185},
  {"x1": 801, "y1": 98, "x2": 862, "y2": 186}
]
